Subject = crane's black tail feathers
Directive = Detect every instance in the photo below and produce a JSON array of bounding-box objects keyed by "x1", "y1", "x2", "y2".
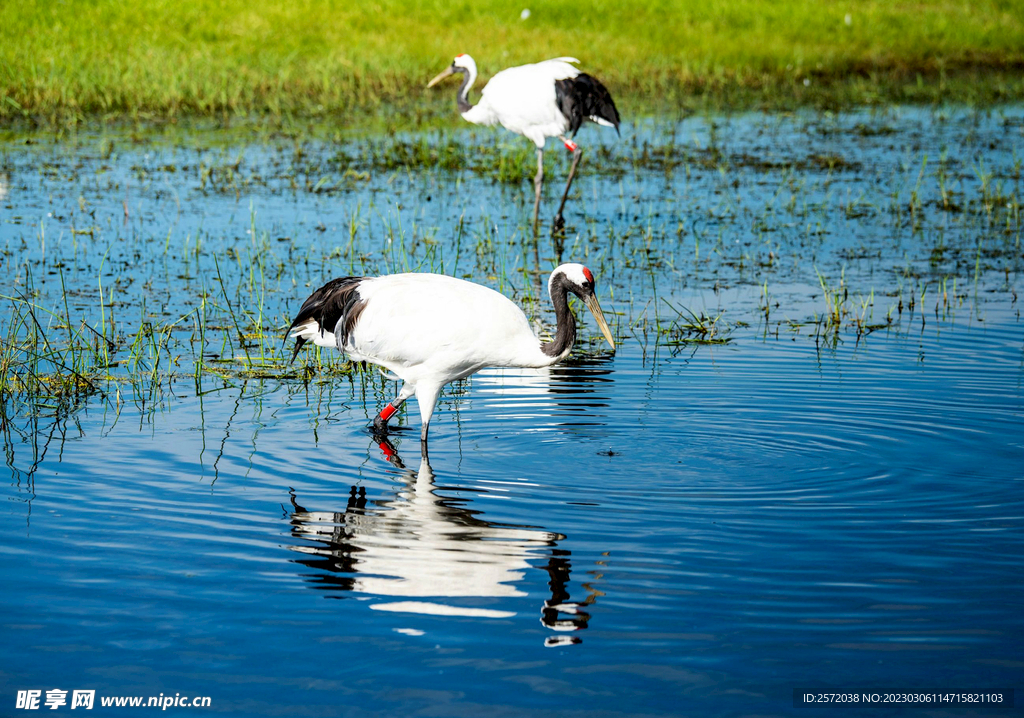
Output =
[
  {"x1": 285, "y1": 276, "x2": 368, "y2": 363},
  {"x1": 555, "y1": 74, "x2": 621, "y2": 137}
]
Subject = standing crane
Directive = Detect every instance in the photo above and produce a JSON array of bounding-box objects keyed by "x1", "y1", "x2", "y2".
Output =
[
  {"x1": 287, "y1": 264, "x2": 615, "y2": 448},
  {"x1": 427, "y1": 54, "x2": 620, "y2": 231}
]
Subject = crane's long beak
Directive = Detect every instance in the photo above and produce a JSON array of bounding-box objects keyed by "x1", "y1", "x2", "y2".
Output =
[
  {"x1": 426, "y1": 66, "x2": 455, "y2": 88},
  {"x1": 583, "y1": 295, "x2": 616, "y2": 350}
]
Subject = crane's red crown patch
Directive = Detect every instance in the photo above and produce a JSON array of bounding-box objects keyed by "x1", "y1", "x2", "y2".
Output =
[{"x1": 583, "y1": 267, "x2": 594, "y2": 283}]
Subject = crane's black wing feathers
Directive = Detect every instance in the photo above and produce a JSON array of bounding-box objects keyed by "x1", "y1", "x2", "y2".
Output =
[
  {"x1": 554, "y1": 74, "x2": 621, "y2": 137},
  {"x1": 286, "y1": 276, "x2": 368, "y2": 362}
]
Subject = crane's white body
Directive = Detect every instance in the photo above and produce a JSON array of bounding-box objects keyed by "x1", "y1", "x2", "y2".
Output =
[
  {"x1": 430, "y1": 54, "x2": 621, "y2": 228},
  {"x1": 290, "y1": 272, "x2": 571, "y2": 433},
  {"x1": 462, "y1": 57, "x2": 582, "y2": 148},
  {"x1": 288, "y1": 264, "x2": 612, "y2": 442}
]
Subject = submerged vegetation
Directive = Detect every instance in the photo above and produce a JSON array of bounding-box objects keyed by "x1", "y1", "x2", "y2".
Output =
[{"x1": 2, "y1": 0, "x2": 1024, "y2": 125}]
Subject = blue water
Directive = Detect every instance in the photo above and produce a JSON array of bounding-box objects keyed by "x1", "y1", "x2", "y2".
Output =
[{"x1": 1, "y1": 108, "x2": 1023, "y2": 716}]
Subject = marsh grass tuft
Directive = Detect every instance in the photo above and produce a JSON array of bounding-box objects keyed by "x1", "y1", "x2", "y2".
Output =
[{"x1": 660, "y1": 300, "x2": 731, "y2": 345}]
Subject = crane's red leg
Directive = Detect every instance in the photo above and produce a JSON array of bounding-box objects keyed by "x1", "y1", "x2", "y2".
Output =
[
  {"x1": 372, "y1": 384, "x2": 414, "y2": 435},
  {"x1": 374, "y1": 402, "x2": 399, "y2": 429}
]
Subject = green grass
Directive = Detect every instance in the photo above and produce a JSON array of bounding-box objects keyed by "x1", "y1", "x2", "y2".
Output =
[{"x1": 2, "y1": 0, "x2": 1024, "y2": 125}]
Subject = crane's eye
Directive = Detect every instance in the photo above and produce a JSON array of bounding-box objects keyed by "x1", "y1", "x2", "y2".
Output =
[{"x1": 581, "y1": 281, "x2": 592, "y2": 290}]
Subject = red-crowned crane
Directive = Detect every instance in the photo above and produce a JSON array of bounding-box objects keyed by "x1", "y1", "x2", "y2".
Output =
[
  {"x1": 427, "y1": 55, "x2": 620, "y2": 231},
  {"x1": 286, "y1": 264, "x2": 615, "y2": 448}
]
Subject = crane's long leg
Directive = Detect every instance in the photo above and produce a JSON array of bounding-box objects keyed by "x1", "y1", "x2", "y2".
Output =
[
  {"x1": 553, "y1": 140, "x2": 583, "y2": 233},
  {"x1": 372, "y1": 383, "x2": 415, "y2": 435},
  {"x1": 532, "y1": 148, "x2": 544, "y2": 230},
  {"x1": 415, "y1": 383, "x2": 443, "y2": 448}
]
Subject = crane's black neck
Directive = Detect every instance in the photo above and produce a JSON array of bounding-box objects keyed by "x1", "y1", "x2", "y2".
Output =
[
  {"x1": 541, "y1": 274, "x2": 577, "y2": 358},
  {"x1": 455, "y1": 67, "x2": 474, "y2": 114}
]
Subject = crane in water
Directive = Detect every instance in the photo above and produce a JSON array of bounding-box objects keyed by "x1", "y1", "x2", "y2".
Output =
[
  {"x1": 287, "y1": 264, "x2": 615, "y2": 448},
  {"x1": 427, "y1": 54, "x2": 620, "y2": 232}
]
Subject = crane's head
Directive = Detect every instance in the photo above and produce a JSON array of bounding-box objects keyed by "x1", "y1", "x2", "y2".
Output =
[
  {"x1": 426, "y1": 54, "x2": 478, "y2": 88},
  {"x1": 551, "y1": 263, "x2": 616, "y2": 350}
]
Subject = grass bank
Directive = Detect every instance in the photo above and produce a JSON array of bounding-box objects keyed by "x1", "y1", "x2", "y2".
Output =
[{"x1": 2, "y1": 0, "x2": 1024, "y2": 126}]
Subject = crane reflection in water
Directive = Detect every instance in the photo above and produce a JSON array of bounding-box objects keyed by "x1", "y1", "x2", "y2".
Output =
[
  {"x1": 284, "y1": 450, "x2": 601, "y2": 646},
  {"x1": 469, "y1": 353, "x2": 615, "y2": 437}
]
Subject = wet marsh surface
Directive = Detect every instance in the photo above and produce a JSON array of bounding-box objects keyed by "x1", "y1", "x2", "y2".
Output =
[{"x1": 1, "y1": 107, "x2": 1022, "y2": 716}]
